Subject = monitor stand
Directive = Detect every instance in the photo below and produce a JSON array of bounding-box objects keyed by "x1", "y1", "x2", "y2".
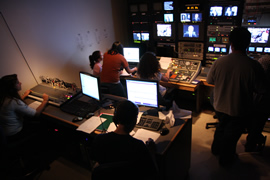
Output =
[{"x1": 142, "y1": 108, "x2": 159, "y2": 117}]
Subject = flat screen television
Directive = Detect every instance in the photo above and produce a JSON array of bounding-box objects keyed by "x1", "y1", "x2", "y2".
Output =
[
  {"x1": 164, "y1": 1, "x2": 173, "y2": 11},
  {"x1": 180, "y1": 13, "x2": 191, "y2": 22},
  {"x1": 164, "y1": 13, "x2": 173, "y2": 23},
  {"x1": 192, "y1": 13, "x2": 202, "y2": 22},
  {"x1": 247, "y1": 27, "x2": 270, "y2": 44},
  {"x1": 224, "y1": 6, "x2": 238, "y2": 16},
  {"x1": 210, "y1": 6, "x2": 223, "y2": 17},
  {"x1": 126, "y1": 78, "x2": 159, "y2": 108}
]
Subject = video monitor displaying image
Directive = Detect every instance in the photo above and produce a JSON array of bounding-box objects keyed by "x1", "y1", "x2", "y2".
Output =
[
  {"x1": 248, "y1": 47, "x2": 255, "y2": 52},
  {"x1": 208, "y1": 46, "x2": 214, "y2": 52},
  {"x1": 141, "y1": 32, "x2": 149, "y2": 41},
  {"x1": 248, "y1": 27, "x2": 270, "y2": 44},
  {"x1": 180, "y1": 13, "x2": 191, "y2": 22},
  {"x1": 183, "y1": 24, "x2": 199, "y2": 38},
  {"x1": 164, "y1": 13, "x2": 173, "y2": 23},
  {"x1": 209, "y1": 37, "x2": 216, "y2": 43},
  {"x1": 164, "y1": 1, "x2": 173, "y2": 11},
  {"x1": 256, "y1": 47, "x2": 263, "y2": 53},
  {"x1": 192, "y1": 13, "x2": 202, "y2": 22},
  {"x1": 224, "y1": 6, "x2": 238, "y2": 16},
  {"x1": 222, "y1": 37, "x2": 229, "y2": 43},
  {"x1": 215, "y1": 47, "x2": 220, "y2": 52},
  {"x1": 157, "y1": 24, "x2": 172, "y2": 37},
  {"x1": 210, "y1": 6, "x2": 223, "y2": 17},
  {"x1": 264, "y1": 47, "x2": 270, "y2": 53},
  {"x1": 221, "y1": 48, "x2": 227, "y2": 53},
  {"x1": 133, "y1": 32, "x2": 141, "y2": 41}
]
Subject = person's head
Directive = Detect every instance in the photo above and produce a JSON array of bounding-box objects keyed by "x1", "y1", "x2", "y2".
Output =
[
  {"x1": 0, "y1": 74, "x2": 22, "y2": 106},
  {"x1": 89, "y1": 51, "x2": 102, "y2": 69},
  {"x1": 195, "y1": 14, "x2": 199, "y2": 19},
  {"x1": 137, "y1": 52, "x2": 160, "y2": 79},
  {"x1": 113, "y1": 100, "x2": 139, "y2": 133},
  {"x1": 188, "y1": 25, "x2": 194, "y2": 33},
  {"x1": 108, "y1": 41, "x2": 123, "y2": 55},
  {"x1": 229, "y1": 27, "x2": 251, "y2": 53}
]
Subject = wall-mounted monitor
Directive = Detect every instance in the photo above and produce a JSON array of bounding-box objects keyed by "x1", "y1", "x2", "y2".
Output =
[
  {"x1": 133, "y1": 32, "x2": 141, "y2": 42},
  {"x1": 164, "y1": 13, "x2": 173, "y2": 23},
  {"x1": 214, "y1": 47, "x2": 220, "y2": 52},
  {"x1": 179, "y1": 23, "x2": 204, "y2": 41},
  {"x1": 164, "y1": 1, "x2": 174, "y2": 11},
  {"x1": 183, "y1": 24, "x2": 199, "y2": 38},
  {"x1": 221, "y1": 47, "x2": 227, "y2": 53},
  {"x1": 264, "y1": 47, "x2": 270, "y2": 53},
  {"x1": 209, "y1": 37, "x2": 216, "y2": 43},
  {"x1": 224, "y1": 6, "x2": 238, "y2": 17},
  {"x1": 208, "y1": 46, "x2": 214, "y2": 52},
  {"x1": 192, "y1": 13, "x2": 202, "y2": 22},
  {"x1": 210, "y1": 6, "x2": 223, "y2": 17},
  {"x1": 248, "y1": 27, "x2": 270, "y2": 44},
  {"x1": 248, "y1": 46, "x2": 255, "y2": 52},
  {"x1": 141, "y1": 32, "x2": 149, "y2": 41},
  {"x1": 157, "y1": 24, "x2": 172, "y2": 37},
  {"x1": 256, "y1": 47, "x2": 263, "y2": 53},
  {"x1": 180, "y1": 13, "x2": 191, "y2": 22}
]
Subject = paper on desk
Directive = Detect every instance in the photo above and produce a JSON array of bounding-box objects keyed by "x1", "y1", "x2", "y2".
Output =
[
  {"x1": 172, "y1": 101, "x2": 192, "y2": 119},
  {"x1": 28, "y1": 101, "x2": 41, "y2": 109},
  {"x1": 76, "y1": 116, "x2": 106, "y2": 134},
  {"x1": 159, "y1": 110, "x2": 175, "y2": 127},
  {"x1": 133, "y1": 129, "x2": 160, "y2": 143},
  {"x1": 159, "y1": 57, "x2": 172, "y2": 70}
]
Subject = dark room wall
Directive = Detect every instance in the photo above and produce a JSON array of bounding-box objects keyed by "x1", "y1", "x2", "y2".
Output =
[{"x1": 0, "y1": 0, "x2": 127, "y2": 93}]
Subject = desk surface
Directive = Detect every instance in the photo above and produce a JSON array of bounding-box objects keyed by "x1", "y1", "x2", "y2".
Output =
[{"x1": 25, "y1": 98, "x2": 191, "y2": 155}]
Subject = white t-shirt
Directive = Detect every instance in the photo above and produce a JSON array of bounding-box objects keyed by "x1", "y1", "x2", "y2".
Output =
[{"x1": 0, "y1": 98, "x2": 36, "y2": 136}]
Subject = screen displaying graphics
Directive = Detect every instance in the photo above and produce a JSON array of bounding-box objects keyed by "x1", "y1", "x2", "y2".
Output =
[
  {"x1": 214, "y1": 47, "x2": 220, "y2": 52},
  {"x1": 164, "y1": 1, "x2": 173, "y2": 10},
  {"x1": 157, "y1": 24, "x2": 172, "y2": 37},
  {"x1": 264, "y1": 47, "x2": 270, "y2": 53},
  {"x1": 210, "y1": 6, "x2": 223, "y2": 16},
  {"x1": 164, "y1": 13, "x2": 173, "y2": 23},
  {"x1": 221, "y1": 47, "x2": 227, "y2": 53},
  {"x1": 208, "y1": 46, "x2": 214, "y2": 52},
  {"x1": 80, "y1": 72, "x2": 100, "y2": 101},
  {"x1": 141, "y1": 32, "x2": 149, "y2": 41},
  {"x1": 209, "y1": 37, "x2": 216, "y2": 43},
  {"x1": 133, "y1": 33, "x2": 141, "y2": 41},
  {"x1": 224, "y1": 6, "x2": 238, "y2": 16},
  {"x1": 248, "y1": 27, "x2": 270, "y2": 44},
  {"x1": 192, "y1": 13, "x2": 202, "y2": 22},
  {"x1": 183, "y1": 24, "x2": 199, "y2": 38},
  {"x1": 256, "y1": 47, "x2": 263, "y2": 53},
  {"x1": 248, "y1": 47, "x2": 255, "y2": 52},
  {"x1": 180, "y1": 13, "x2": 191, "y2": 22},
  {"x1": 123, "y1": 47, "x2": 140, "y2": 63}
]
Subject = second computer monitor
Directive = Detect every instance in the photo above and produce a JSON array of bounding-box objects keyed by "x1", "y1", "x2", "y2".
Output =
[
  {"x1": 126, "y1": 78, "x2": 159, "y2": 108},
  {"x1": 79, "y1": 71, "x2": 100, "y2": 101},
  {"x1": 123, "y1": 47, "x2": 140, "y2": 63}
]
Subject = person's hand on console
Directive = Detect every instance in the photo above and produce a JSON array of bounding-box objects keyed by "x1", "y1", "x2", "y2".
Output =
[
  {"x1": 21, "y1": 89, "x2": 32, "y2": 100},
  {"x1": 42, "y1": 93, "x2": 49, "y2": 102}
]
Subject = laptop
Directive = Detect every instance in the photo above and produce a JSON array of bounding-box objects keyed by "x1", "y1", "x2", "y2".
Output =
[
  {"x1": 123, "y1": 47, "x2": 140, "y2": 68},
  {"x1": 60, "y1": 72, "x2": 100, "y2": 118},
  {"x1": 125, "y1": 78, "x2": 162, "y2": 131}
]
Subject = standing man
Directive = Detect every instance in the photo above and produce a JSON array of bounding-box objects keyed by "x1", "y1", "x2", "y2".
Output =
[{"x1": 207, "y1": 27, "x2": 266, "y2": 166}]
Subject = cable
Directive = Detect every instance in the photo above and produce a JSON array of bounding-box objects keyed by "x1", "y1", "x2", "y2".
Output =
[{"x1": 0, "y1": 12, "x2": 38, "y2": 85}]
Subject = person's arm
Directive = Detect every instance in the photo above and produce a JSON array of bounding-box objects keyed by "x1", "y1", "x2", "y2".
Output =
[
  {"x1": 35, "y1": 93, "x2": 49, "y2": 116},
  {"x1": 161, "y1": 69, "x2": 172, "y2": 82},
  {"x1": 125, "y1": 66, "x2": 137, "y2": 74},
  {"x1": 21, "y1": 90, "x2": 32, "y2": 100}
]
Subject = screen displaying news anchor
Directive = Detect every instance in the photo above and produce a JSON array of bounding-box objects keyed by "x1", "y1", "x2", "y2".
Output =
[{"x1": 183, "y1": 25, "x2": 199, "y2": 38}]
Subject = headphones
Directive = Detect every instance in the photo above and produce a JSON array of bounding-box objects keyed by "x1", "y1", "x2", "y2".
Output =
[{"x1": 113, "y1": 100, "x2": 139, "y2": 131}]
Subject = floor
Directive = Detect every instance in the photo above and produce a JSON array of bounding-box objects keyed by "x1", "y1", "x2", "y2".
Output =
[{"x1": 35, "y1": 111, "x2": 270, "y2": 180}]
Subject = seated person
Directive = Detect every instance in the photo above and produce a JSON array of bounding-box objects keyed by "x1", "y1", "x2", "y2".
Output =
[
  {"x1": 89, "y1": 50, "x2": 103, "y2": 77},
  {"x1": 137, "y1": 52, "x2": 175, "y2": 109},
  {"x1": 0, "y1": 74, "x2": 49, "y2": 142},
  {"x1": 91, "y1": 100, "x2": 158, "y2": 180},
  {"x1": 100, "y1": 41, "x2": 137, "y2": 97}
]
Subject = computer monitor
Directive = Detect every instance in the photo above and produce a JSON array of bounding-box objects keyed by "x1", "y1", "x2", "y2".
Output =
[
  {"x1": 192, "y1": 13, "x2": 202, "y2": 22},
  {"x1": 209, "y1": 6, "x2": 223, "y2": 17},
  {"x1": 248, "y1": 27, "x2": 270, "y2": 44},
  {"x1": 123, "y1": 47, "x2": 140, "y2": 63},
  {"x1": 126, "y1": 78, "x2": 159, "y2": 108},
  {"x1": 180, "y1": 13, "x2": 191, "y2": 22},
  {"x1": 182, "y1": 24, "x2": 199, "y2": 38},
  {"x1": 224, "y1": 6, "x2": 238, "y2": 17},
  {"x1": 79, "y1": 72, "x2": 100, "y2": 101},
  {"x1": 164, "y1": 13, "x2": 173, "y2": 23},
  {"x1": 164, "y1": 1, "x2": 173, "y2": 11}
]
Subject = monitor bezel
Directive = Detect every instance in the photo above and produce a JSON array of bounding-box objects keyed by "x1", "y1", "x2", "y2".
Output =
[{"x1": 125, "y1": 78, "x2": 160, "y2": 109}]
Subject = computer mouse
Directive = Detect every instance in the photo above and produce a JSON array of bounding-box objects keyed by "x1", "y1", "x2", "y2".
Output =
[{"x1": 160, "y1": 128, "x2": 169, "y2": 136}]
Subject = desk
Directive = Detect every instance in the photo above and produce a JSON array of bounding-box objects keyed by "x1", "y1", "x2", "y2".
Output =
[{"x1": 25, "y1": 97, "x2": 192, "y2": 180}]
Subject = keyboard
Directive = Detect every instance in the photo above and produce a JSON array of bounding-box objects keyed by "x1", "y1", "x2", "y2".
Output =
[
  {"x1": 60, "y1": 99, "x2": 99, "y2": 118},
  {"x1": 136, "y1": 115, "x2": 162, "y2": 131}
]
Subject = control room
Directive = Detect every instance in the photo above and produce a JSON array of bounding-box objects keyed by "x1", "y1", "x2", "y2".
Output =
[{"x1": 1, "y1": 0, "x2": 270, "y2": 179}]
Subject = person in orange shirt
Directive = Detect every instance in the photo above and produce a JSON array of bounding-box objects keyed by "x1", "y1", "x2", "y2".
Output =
[{"x1": 100, "y1": 41, "x2": 137, "y2": 97}]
